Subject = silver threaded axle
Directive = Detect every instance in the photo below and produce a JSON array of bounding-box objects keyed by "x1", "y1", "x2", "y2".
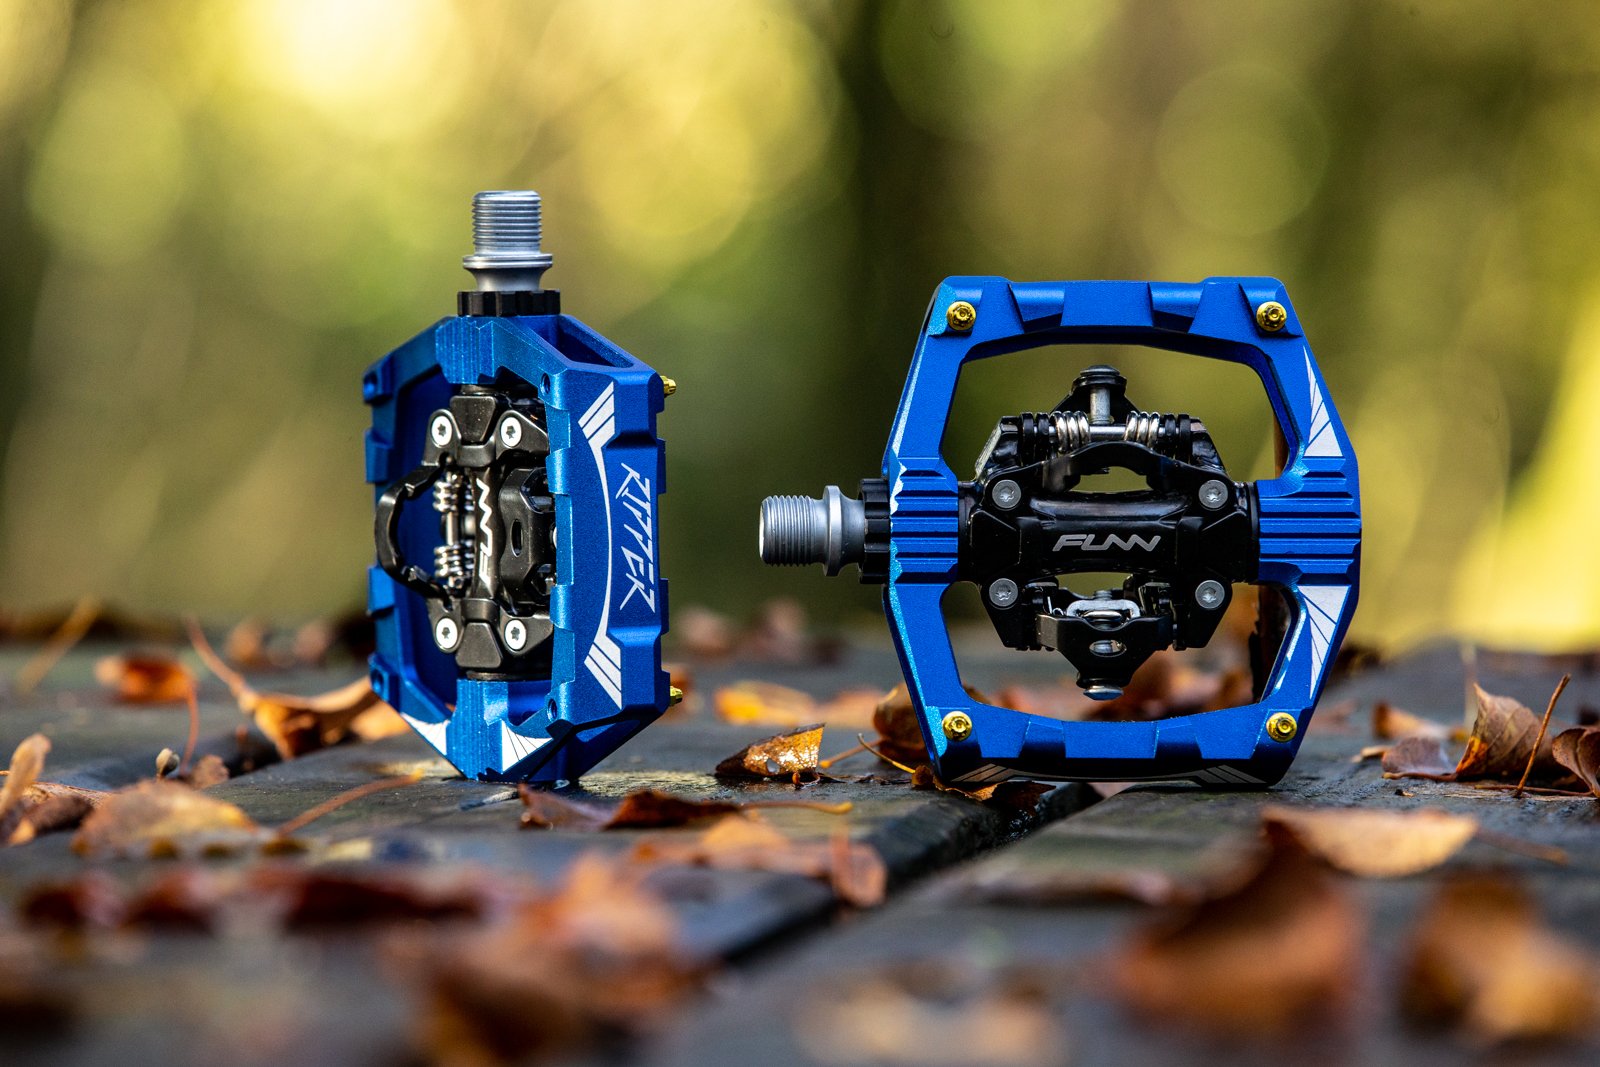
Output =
[
  {"x1": 758, "y1": 486, "x2": 865, "y2": 576},
  {"x1": 462, "y1": 190, "x2": 553, "y2": 292}
]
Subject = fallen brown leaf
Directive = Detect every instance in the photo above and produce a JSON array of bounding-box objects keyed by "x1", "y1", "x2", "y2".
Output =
[
  {"x1": 72, "y1": 779, "x2": 261, "y2": 858},
  {"x1": 674, "y1": 604, "x2": 736, "y2": 659},
  {"x1": 1401, "y1": 874, "x2": 1600, "y2": 1042},
  {"x1": 715, "y1": 723, "x2": 824, "y2": 780},
  {"x1": 520, "y1": 787, "x2": 741, "y2": 830},
  {"x1": 794, "y1": 962, "x2": 1070, "y2": 1067},
  {"x1": 0, "y1": 734, "x2": 50, "y2": 844},
  {"x1": 872, "y1": 684, "x2": 931, "y2": 767},
  {"x1": 1372, "y1": 701, "x2": 1453, "y2": 742},
  {"x1": 712, "y1": 680, "x2": 817, "y2": 727},
  {"x1": 741, "y1": 597, "x2": 839, "y2": 664},
  {"x1": 10, "y1": 596, "x2": 99, "y2": 696},
  {"x1": 94, "y1": 652, "x2": 195, "y2": 703},
  {"x1": 1454, "y1": 684, "x2": 1559, "y2": 782},
  {"x1": 185, "y1": 753, "x2": 230, "y2": 789},
  {"x1": 407, "y1": 854, "x2": 699, "y2": 1065},
  {"x1": 632, "y1": 814, "x2": 887, "y2": 907},
  {"x1": 1106, "y1": 824, "x2": 1362, "y2": 1036},
  {"x1": 1382, "y1": 735, "x2": 1456, "y2": 779},
  {"x1": 909, "y1": 764, "x2": 1055, "y2": 817},
  {"x1": 189, "y1": 619, "x2": 403, "y2": 757},
  {"x1": 1261, "y1": 805, "x2": 1479, "y2": 877},
  {"x1": 1552, "y1": 726, "x2": 1600, "y2": 798}
]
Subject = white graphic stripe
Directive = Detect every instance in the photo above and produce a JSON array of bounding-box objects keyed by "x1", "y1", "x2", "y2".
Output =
[
  {"x1": 579, "y1": 384, "x2": 625, "y2": 709},
  {"x1": 403, "y1": 715, "x2": 449, "y2": 756},
  {"x1": 1304, "y1": 353, "x2": 1341, "y2": 457},
  {"x1": 1302, "y1": 585, "x2": 1348, "y2": 680},
  {"x1": 500, "y1": 720, "x2": 550, "y2": 768}
]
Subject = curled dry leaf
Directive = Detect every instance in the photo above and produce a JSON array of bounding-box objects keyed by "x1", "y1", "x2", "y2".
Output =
[
  {"x1": 519, "y1": 787, "x2": 741, "y2": 831},
  {"x1": 189, "y1": 620, "x2": 405, "y2": 757},
  {"x1": 632, "y1": 814, "x2": 887, "y2": 907},
  {"x1": 872, "y1": 684, "x2": 931, "y2": 768},
  {"x1": 715, "y1": 723, "x2": 824, "y2": 780},
  {"x1": 1372, "y1": 701, "x2": 1454, "y2": 742},
  {"x1": 72, "y1": 779, "x2": 261, "y2": 858},
  {"x1": 1401, "y1": 875, "x2": 1600, "y2": 1043},
  {"x1": 1106, "y1": 825, "x2": 1362, "y2": 1037},
  {"x1": 0, "y1": 734, "x2": 99, "y2": 845},
  {"x1": 1454, "y1": 684, "x2": 1558, "y2": 781},
  {"x1": 909, "y1": 765, "x2": 1055, "y2": 817},
  {"x1": 713, "y1": 680, "x2": 816, "y2": 727},
  {"x1": 1551, "y1": 726, "x2": 1600, "y2": 798},
  {"x1": 1382, "y1": 735, "x2": 1456, "y2": 779},
  {"x1": 1261, "y1": 805, "x2": 1479, "y2": 878},
  {"x1": 93, "y1": 652, "x2": 195, "y2": 703},
  {"x1": 407, "y1": 854, "x2": 699, "y2": 1065},
  {"x1": 794, "y1": 962, "x2": 1070, "y2": 1067}
]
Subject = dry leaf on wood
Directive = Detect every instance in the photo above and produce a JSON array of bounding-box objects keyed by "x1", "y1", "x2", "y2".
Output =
[
  {"x1": 1551, "y1": 726, "x2": 1600, "y2": 798},
  {"x1": 1453, "y1": 684, "x2": 1558, "y2": 781},
  {"x1": 908, "y1": 764, "x2": 1055, "y2": 817},
  {"x1": 632, "y1": 814, "x2": 886, "y2": 907},
  {"x1": 1261, "y1": 805, "x2": 1479, "y2": 877},
  {"x1": 715, "y1": 723, "x2": 823, "y2": 779},
  {"x1": 519, "y1": 787, "x2": 742, "y2": 830},
  {"x1": 871, "y1": 684, "x2": 931, "y2": 767},
  {"x1": 712, "y1": 680, "x2": 817, "y2": 727},
  {"x1": 1382, "y1": 736, "x2": 1456, "y2": 779},
  {"x1": 94, "y1": 652, "x2": 195, "y2": 703},
  {"x1": 1401, "y1": 875, "x2": 1600, "y2": 1042},
  {"x1": 72, "y1": 779, "x2": 261, "y2": 858},
  {"x1": 1372, "y1": 701, "x2": 1454, "y2": 742},
  {"x1": 1106, "y1": 825, "x2": 1362, "y2": 1036},
  {"x1": 794, "y1": 963, "x2": 1069, "y2": 1067},
  {"x1": 406, "y1": 854, "x2": 698, "y2": 1065},
  {"x1": 189, "y1": 620, "x2": 402, "y2": 757}
]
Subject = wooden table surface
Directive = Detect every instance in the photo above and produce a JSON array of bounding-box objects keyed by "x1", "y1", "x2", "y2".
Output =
[{"x1": 1, "y1": 635, "x2": 1596, "y2": 1067}]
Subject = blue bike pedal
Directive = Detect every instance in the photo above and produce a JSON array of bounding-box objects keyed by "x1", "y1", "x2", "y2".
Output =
[
  {"x1": 364, "y1": 191, "x2": 671, "y2": 783},
  {"x1": 760, "y1": 277, "x2": 1359, "y2": 787}
]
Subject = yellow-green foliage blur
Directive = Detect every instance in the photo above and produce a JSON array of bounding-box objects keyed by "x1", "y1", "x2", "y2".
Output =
[{"x1": 0, "y1": 0, "x2": 1596, "y2": 650}]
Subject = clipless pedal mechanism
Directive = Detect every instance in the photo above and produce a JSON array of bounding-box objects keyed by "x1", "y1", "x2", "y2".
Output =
[
  {"x1": 760, "y1": 277, "x2": 1359, "y2": 787},
  {"x1": 365, "y1": 192, "x2": 671, "y2": 783}
]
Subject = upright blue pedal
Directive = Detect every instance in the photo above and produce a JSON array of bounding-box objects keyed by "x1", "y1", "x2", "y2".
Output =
[
  {"x1": 365, "y1": 192, "x2": 671, "y2": 783},
  {"x1": 760, "y1": 277, "x2": 1359, "y2": 787}
]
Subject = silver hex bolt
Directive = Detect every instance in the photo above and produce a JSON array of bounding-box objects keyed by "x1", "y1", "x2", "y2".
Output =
[
  {"x1": 502, "y1": 618, "x2": 528, "y2": 652},
  {"x1": 499, "y1": 414, "x2": 523, "y2": 449},
  {"x1": 434, "y1": 617, "x2": 461, "y2": 651},
  {"x1": 1195, "y1": 580, "x2": 1226, "y2": 610},
  {"x1": 988, "y1": 578, "x2": 1019, "y2": 608},
  {"x1": 1198, "y1": 479, "x2": 1229, "y2": 510},
  {"x1": 430, "y1": 414, "x2": 454, "y2": 447},
  {"x1": 991, "y1": 479, "x2": 1022, "y2": 510}
]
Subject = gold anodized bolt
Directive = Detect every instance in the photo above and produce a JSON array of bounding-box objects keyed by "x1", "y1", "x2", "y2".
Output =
[
  {"x1": 1265, "y1": 712, "x2": 1298, "y2": 742},
  {"x1": 661, "y1": 377, "x2": 677, "y2": 397},
  {"x1": 946, "y1": 301, "x2": 977, "y2": 332},
  {"x1": 942, "y1": 710, "x2": 974, "y2": 742},
  {"x1": 1255, "y1": 301, "x2": 1288, "y2": 333},
  {"x1": 669, "y1": 686, "x2": 684, "y2": 706}
]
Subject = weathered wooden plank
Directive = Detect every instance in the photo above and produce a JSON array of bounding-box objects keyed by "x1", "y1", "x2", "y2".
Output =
[
  {"x1": 0, "y1": 641, "x2": 1092, "y2": 1067},
  {"x1": 633, "y1": 645, "x2": 1600, "y2": 1067}
]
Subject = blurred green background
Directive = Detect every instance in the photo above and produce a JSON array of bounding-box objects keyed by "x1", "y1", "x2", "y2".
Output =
[{"x1": 2, "y1": 0, "x2": 1598, "y2": 650}]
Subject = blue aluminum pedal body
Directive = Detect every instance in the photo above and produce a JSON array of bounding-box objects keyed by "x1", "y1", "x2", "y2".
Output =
[
  {"x1": 762, "y1": 276, "x2": 1359, "y2": 788},
  {"x1": 364, "y1": 311, "x2": 669, "y2": 783}
]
